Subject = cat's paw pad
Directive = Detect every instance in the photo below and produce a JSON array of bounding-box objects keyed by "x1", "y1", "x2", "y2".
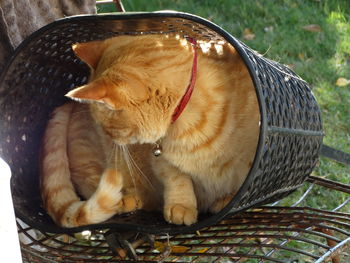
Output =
[
  {"x1": 164, "y1": 204, "x2": 197, "y2": 226},
  {"x1": 209, "y1": 194, "x2": 235, "y2": 213},
  {"x1": 118, "y1": 194, "x2": 142, "y2": 213}
]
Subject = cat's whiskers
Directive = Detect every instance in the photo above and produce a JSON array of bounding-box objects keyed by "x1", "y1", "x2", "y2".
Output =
[
  {"x1": 124, "y1": 145, "x2": 155, "y2": 190},
  {"x1": 120, "y1": 145, "x2": 138, "y2": 192},
  {"x1": 117, "y1": 144, "x2": 123, "y2": 164},
  {"x1": 108, "y1": 143, "x2": 118, "y2": 169}
]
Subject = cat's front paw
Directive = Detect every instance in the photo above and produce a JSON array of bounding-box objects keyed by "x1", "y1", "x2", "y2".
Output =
[{"x1": 164, "y1": 204, "x2": 198, "y2": 226}]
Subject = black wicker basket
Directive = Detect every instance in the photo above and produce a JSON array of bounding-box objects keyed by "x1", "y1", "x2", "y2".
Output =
[{"x1": 0, "y1": 12, "x2": 323, "y2": 235}]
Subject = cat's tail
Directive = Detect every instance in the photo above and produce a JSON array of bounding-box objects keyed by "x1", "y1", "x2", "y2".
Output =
[{"x1": 40, "y1": 102, "x2": 123, "y2": 227}]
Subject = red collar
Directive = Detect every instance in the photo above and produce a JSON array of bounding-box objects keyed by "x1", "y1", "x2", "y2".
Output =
[{"x1": 171, "y1": 38, "x2": 198, "y2": 123}]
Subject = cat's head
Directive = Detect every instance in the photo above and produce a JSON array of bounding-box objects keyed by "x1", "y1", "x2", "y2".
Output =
[{"x1": 66, "y1": 35, "x2": 193, "y2": 145}]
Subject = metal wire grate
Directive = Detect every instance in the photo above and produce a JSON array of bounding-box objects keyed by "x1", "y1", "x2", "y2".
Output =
[{"x1": 19, "y1": 175, "x2": 350, "y2": 262}]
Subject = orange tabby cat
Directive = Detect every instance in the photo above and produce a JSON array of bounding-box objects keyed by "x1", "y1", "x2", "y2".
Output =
[{"x1": 40, "y1": 34, "x2": 260, "y2": 227}]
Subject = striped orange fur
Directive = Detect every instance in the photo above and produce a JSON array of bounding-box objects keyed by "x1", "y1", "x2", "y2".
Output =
[{"x1": 40, "y1": 34, "x2": 260, "y2": 227}]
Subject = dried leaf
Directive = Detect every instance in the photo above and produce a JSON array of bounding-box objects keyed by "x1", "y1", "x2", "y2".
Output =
[
  {"x1": 242, "y1": 28, "x2": 255, "y2": 40},
  {"x1": 171, "y1": 245, "x2": 190, "y2": 253},
  {"x1": 298, "y1": 53, "x2": 306, "y2": 60},
  {"x1": 157, "y1": 244, "x2": 172, "y2": 263},
  {"x1": 154, "y1": 241, "x2": 166, "y2": 252},
  {"x1": 302, "y1": 24, "x2": 322, "y2": 32},
  {"x1": 196, "y1": 247, "x2": 210, "y2": 253},
  {"x1": 154, "y1": 241, "x2": 190, "y2": 253},
  {"x1": 335, "y1": 77, "x2": 350, "y2": 87}
]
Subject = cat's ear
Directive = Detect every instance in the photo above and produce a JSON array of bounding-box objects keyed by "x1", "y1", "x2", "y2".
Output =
[
  {"x1": 65, "y1": 79, "x2": 115, "y2": 108},
  {"x1": 72, "y1": 40, "x2": 107, "y2": 69}
]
